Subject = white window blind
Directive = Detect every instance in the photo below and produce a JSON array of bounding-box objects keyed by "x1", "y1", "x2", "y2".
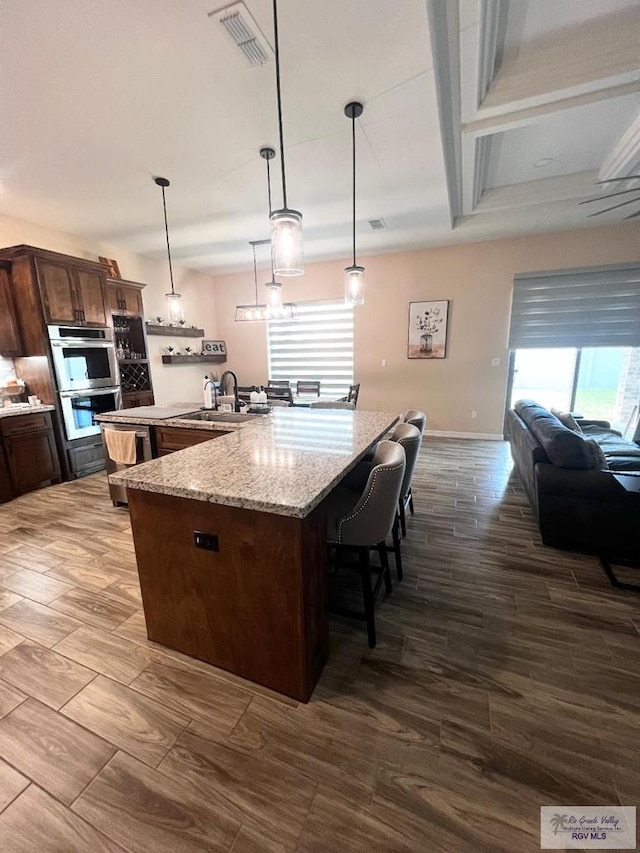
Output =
[
  {"x1": 267, "y1": 300, "x2": 354, "y2": 397},
  {"x1": 509, "y1": 264, "x2": 640, "y2": 349}
]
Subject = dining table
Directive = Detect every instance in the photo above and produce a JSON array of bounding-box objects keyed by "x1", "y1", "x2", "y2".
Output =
[{"x1": 290, "y1": 395, "x2": 346, "y2": 407}]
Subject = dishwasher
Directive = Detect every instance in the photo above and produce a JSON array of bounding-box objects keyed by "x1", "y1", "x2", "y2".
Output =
[{"x1": 102, "y1": 423, "x2": 153, "y2": 506}]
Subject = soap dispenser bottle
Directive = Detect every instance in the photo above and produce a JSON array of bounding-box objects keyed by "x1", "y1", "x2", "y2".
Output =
[{"x1": 203, "y1": 375, "x2": 214, "y2": 410}]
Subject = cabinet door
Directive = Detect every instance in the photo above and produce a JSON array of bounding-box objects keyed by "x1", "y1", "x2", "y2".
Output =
[
  {"x1": 37, "y1": 261, "x2": 78, "y2": 324},
  {"x1": 0, "y1": 444, "x2": 13, "y2": 503},
  {"x1": 0, "y1": 269, "x2": 21, "y2": 356},
  {"x1": 106, "y1": 283, "x2": 122, "y2": 314},
  {"x1": 121, "y1": 285, "x2": 144, "y2": 316},
  {"x1": 75, "y1": 270, "x2": 108, "y2": 326},
  {"x1": 5, "y1": 429, "x2": 61, "y2": 495}
]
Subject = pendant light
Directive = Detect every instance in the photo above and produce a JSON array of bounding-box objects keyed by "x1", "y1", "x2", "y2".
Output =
[
  {"x1": 153, "y1": 176, "x2": 183, "y2": 323},
  {"x1": 269, "y1": 0, "x2": 303, "y2": 276},
  {"x1": 234, "y1": 240, "x2": 295, "y2": 322},
  {"x1": 261, "y1": 146, "x2": 283, "y2": 310},
  {"x1": 344, "y1": 102, "x2": 365, "y2": 306}
]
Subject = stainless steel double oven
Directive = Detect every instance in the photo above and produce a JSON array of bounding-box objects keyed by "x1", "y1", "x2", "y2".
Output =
[{"x1": 48, "y1": 325, "x2": 121, "y2": 441}]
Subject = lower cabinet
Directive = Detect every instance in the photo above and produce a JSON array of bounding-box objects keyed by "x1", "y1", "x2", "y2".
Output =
[
  {"x1": 0, "y1": 446, "x2": 13, "y2": 503},
  {"x1": 154, "y1": 426, "x2": 229, "y2": 456},
  {"x1": 0, "y1": 412, "x2": 62, "y2": 501}
]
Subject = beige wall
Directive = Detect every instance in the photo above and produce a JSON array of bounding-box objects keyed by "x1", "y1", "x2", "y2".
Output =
[
  {"x1": 0, "y1": 213, "x2": 218, "y2": 404},
  {"x1": 214, "y1": 222, "x2": 640, "y2": 436}
]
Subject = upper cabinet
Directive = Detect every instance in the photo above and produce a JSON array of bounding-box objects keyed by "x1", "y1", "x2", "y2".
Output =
[
  {"x1": 106, "y1": 279, "x2": 145, "y2": 317},
  {"x1": 37, "y1": 260, "x2": 107, "y2": 327},
  {"x1": 0, "y1": 266, "x2": 22, "y2": 356}
]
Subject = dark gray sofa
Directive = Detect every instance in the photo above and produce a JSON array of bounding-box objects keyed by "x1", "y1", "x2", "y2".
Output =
[{"x1": 506, "y1": 400, "x2": 640, "y2": 558}]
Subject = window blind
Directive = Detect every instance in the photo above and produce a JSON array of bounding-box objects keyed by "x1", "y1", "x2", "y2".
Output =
[
  {"x1": 509, "y1": 264, "x2": 640, "y2": 349},
  {"x1": 267, "y1": 300, "x2": 354, "y2": 397}
]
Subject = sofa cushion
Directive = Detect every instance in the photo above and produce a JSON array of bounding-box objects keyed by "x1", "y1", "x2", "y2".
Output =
[
  {"x1": 514, "y1": 400, "x2": 594, "y2": 469},
  {"x1": 584, "y1": 438, "x2": 609, "y2": 470},
  {"x1": 551, "y1": 408, "x2": 583, "y2": 433},
  {"x1": 588, "y1": 431, "x2": 640, "y2": 458}
]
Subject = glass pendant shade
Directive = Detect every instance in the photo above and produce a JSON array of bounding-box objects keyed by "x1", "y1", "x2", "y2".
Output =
[
  {"x1": 270, "y1": 208, "x2": 303, "y2": 276},
  {"x1": 344, "y1": 265, "x2": 365, "y2": 306},
  {"x1": 265, "y1": 280, "x2": 283, "y2": 309},
  {"x1": 165, "y1": 291, "x2": 184, "y2": 323}
]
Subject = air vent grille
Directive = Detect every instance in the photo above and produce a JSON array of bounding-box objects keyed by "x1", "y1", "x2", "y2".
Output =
[
  {"x1": 212, "y1": 2, "x2": 273, "y2": 68},
  {"x1": 368, "y1": 218, "x2": 386, "y2": 231}
]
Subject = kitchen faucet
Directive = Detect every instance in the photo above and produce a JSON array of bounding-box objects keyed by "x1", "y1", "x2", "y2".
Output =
[{"x1": 219, "y1": 370, "x2": 240, "y2": 412}]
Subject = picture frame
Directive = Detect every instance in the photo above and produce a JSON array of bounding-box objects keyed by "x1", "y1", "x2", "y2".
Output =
[
  {"x1": 201, "y1": 340, "x2": 227, "y2": 356},
  {"x1": 408, "y1": 300, "x2": 449, "y2": 359},
  {"x1": 98, "y1": 256, "x2": 122, "y2": 279}
]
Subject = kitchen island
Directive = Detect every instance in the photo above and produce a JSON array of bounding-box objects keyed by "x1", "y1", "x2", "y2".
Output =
[{"x1": 109, "y1": 407, "x2": 399, "y2": 700}]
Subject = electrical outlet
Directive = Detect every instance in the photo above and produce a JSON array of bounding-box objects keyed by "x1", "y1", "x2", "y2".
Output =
[
  {"x1": 381, "y1": 359, "x2": 387, "y2": 367},
  {"x1": 471, "y1": 410, "x2": 478, "y2": 419},
  {"x1": 491, "y1": 357, "x2": 501, "y2": 367}
]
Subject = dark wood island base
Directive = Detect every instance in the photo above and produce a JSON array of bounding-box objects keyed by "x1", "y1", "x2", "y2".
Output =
[{"x1": 128, "y1": 488, "x2": 329, "y2": 702}]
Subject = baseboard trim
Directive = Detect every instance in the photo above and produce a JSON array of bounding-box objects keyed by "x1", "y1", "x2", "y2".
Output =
[{"x1": 424, "y1": 430, "x2": 503, "y2": 440}]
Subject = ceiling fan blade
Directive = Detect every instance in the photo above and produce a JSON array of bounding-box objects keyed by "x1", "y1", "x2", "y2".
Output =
[
  {"x1": 595, "y1": 175, "x2": 640, "y2": 184},
  {"x1": 624, "y1": 208, "x2": 640, "y2": 220},
  {"x1": 587, "y1": 195, "x2": 640, "y2": 217},
  {"x1": 580, "y1": 187, "x2": 640, "y2": 204}
]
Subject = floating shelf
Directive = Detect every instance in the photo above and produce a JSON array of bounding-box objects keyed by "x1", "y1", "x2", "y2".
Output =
[
  {"x1": 161, "y1": 355, "x2": 227, "y2": 365},
  {"x1": 146, "y1": 324, "x2": 205, "y2": 337}
]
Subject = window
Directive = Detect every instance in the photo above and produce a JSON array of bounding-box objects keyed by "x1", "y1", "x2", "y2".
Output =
[{"x1": 267, "y1": 300, "x2": 354, "y2": 397}]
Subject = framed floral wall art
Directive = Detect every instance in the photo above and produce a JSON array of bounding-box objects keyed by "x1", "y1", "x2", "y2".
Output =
[{"x1": 408, "y1": 300, "x2": 449, "y2": 359}]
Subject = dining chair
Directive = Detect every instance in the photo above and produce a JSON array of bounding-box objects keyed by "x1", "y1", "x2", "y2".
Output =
[
  {"x1": 266, "y1": 386, "x2": 293, "y2": 404},
  {"x1": 347, "y1": 383, "x2": 360, "y2": 408},
  {"x1": 267, "y1": 380, "x2": 290, "y2": 388},
  {"x1": 237, "y1": 385, "x2": 257, "y2": 402},
  {"x1": 309, "y1": 401, "x2": 355, "y2": 410},
  {"x1": 296, "y1": 380, "x2": 320, "y2": 396},
  {"x1": 402, "y1": 409, "x2": 425, "y2": 515},
  {"x1": 325, "y1": 440, "x2": 406, "y2": 647}
]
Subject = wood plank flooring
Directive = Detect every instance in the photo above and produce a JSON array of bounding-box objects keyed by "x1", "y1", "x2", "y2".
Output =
[{"x1": 0, "y1": 440, "x2": 638, "y2": 852}]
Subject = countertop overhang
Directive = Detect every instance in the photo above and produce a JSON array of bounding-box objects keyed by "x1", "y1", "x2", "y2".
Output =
[
  {"x1": 0, "y1": 404, "x2": 55, "y2": 419},
  {"x1": 108, "y1": 408, "x2": 400, "y2": 518}
]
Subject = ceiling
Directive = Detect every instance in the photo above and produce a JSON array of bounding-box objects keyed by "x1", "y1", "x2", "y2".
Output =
[{"x1": 0, "y1": 0, "x2": 639, "y2": 275}]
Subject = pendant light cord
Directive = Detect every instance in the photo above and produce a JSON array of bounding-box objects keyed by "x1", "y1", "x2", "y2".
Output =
[
  {"x1": 160, "y1": 184, "x2": 176, "y2": 295},
  {"x1": 273, "y1": 0, "x2": 288, "y2": 210},
  {"x1": 351, "y1": 112, "x2": 356, "y2": 268},
  {"x1": 252, "y1": 243, "x2": 259, "y2": 304},
  {"x1": 266, "y1": 155, "x2": 273, "y2": 215}
]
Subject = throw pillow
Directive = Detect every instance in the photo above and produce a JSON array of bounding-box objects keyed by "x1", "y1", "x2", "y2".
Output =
[
  {"x1": 551, "y1": 408, "x2": 583, "y2": 433},
  {"x1": 584, "y1": 438, "x2": 609, "y2": 470}
]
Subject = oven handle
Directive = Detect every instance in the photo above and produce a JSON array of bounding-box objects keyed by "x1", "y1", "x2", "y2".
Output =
[
  {"x1": 60, "y1": 387, "x2": 121, "y2": 399},
  {"x1": 51, "y1": 340, "x2": 115, "y2": 349}
]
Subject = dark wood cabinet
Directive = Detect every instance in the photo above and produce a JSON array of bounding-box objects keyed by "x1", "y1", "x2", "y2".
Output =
[
  {"x1": 106, "y1": 279, "x2": 145, "y2": 316},
  {"x1": 75, "y1": 270, "x2": 108, "y2": 326},
  {"x1": 122, "y1": 391, "x2": 155, "y2": 409},
  {"x1": 154, "y1": 425, "x2": 229, "y2": 456},
  {"x1": 0, "y1": 411, "x2": 61, "y2": 501},
  {"x1": 37, "y1": 260, "x2": 78, "y2": 325},
  {"x1": 0, "y1": 444, "x2": 12, "y2": 503},
  {"x1": 0, "y1": 267, "x2": 21, "y2": 356},
  {"x1": 35, "y1": 255, "x2": 108, "y2": 328}
]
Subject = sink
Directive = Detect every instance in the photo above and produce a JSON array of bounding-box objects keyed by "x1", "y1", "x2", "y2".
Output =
[{"x1": 177, "y1": 411, "x2": 263, "y2": 424}]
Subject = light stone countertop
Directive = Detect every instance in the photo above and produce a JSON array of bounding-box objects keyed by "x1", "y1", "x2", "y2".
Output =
[
  {"x1": 0, "y1": 405, "x2": 55, "y2": 419},
  {"x1": 96, "y1": 405, "x2": 265, "y2": 432},
  {"x1": 109, "y1": 408, "x2": 400, "y2": 518}
]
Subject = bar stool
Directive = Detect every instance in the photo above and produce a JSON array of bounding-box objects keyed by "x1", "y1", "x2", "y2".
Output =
[
  {"x1": 325, "y1": 440, "x2": 406, "y2": 647},
  {"x1": 403, "y1": 409, "x2": 425, "y2": 515},
  {"x1": 393, "y1": 423, "x2": 421, "y2": 538}
]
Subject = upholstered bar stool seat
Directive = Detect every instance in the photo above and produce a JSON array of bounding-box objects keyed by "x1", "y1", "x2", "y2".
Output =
[
  {"x1": 402, "y1": 410, "x2": 425, "y2": 516},
  {"x1": 325, "y1": 440, "x2": 406, "y2": 647}
]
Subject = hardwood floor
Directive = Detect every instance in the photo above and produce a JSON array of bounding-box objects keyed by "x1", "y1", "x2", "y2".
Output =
[{"x1": 0, "y1": 440, "x2": 638, "y2": 852}]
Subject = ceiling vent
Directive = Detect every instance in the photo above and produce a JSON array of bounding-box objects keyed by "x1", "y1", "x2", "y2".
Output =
[
  {"x1": 210, "y1": 2, "x2": 273, "y2": 68},
  {"x1": 368, "y1": 218, "x2": 386, "y2": 231}
]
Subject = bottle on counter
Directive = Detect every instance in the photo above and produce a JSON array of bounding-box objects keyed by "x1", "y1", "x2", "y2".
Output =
[{"x1": 203, "y1": 375, "x2": 215, "y2": 410}]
